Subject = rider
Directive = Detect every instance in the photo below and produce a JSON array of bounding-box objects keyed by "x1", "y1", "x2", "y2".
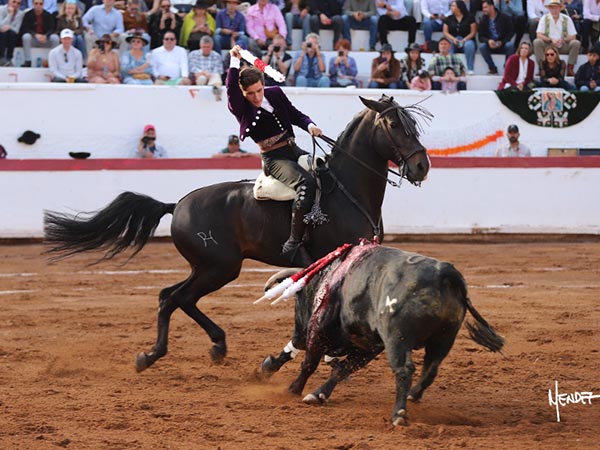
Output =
[{"x1": 226, "y1": 44, "x2": 323, "y2": 263}]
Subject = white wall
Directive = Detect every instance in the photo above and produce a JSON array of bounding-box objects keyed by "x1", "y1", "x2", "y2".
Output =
[
  {"x1": 3, "y1": 165, "x2": 599, "y2": 238},
  {"x1": 1, "y1": 84, "x2": 598, "y2": 160}
]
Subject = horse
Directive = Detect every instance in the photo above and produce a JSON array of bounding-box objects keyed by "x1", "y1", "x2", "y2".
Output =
[
  {"x1": 259, "y1": 243, "x2": 505, "y2": 425},
  {"x1": 43, "y1": 94, "x2": 432, "y2": 372}
]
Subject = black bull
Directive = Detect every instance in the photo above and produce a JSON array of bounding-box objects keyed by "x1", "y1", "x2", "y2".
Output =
[{"x1": 260, "y1": 244, "x2": 505, "y2": 425}]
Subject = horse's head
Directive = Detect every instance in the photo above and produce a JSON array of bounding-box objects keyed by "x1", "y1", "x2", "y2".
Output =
[{"x1": 360, "y1": 95, "x2": 431, "y2": 184}]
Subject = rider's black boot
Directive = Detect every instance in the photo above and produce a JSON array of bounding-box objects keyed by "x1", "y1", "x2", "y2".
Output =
[{"x1": 281, "y1": 211, "x2": 310, "y2": 266}]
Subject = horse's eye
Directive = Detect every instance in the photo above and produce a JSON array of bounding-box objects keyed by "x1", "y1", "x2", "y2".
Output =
[{"x1": 389, "y1": 122, "x2": 399, "y2": 128}]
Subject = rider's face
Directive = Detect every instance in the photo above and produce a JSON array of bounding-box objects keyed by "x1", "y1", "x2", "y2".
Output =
[{"x1": 242, "y1": 81, "x2": 264, "y2": 108}]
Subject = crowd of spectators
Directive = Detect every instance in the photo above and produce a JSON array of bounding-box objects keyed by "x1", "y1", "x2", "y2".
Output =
[{"x1": 0, "y1": 0, "x2": 598, "y2": 91}]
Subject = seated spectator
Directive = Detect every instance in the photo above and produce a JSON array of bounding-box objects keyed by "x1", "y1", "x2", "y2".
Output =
[
  {"x1": 120, "y1": 0, "x2": 150, "y2": 51},
  {"x1": 293, "y1": 32, "x2": 330, "y2": 86},
  {"x1": 212, "y1": 134, "x2": 257, "y2": 157},
  {"x1": 581, "y1": 0, "x2": 600, "y2": 51},
  {"x1": 436, "y1": 65, "x2": 464, "y2": 92},
  {"x1": 152, "y1": 29, "x2": 191, "y2": 84},
  {"x1": 18, "y1": 0, "x2": 60, "y2": 67},
  {"x1": 533, "y1": 0, "x2": 580, "y2": 76},
  {"x1": 428, "y1": 36, "x2": 466, "y2": 89},
  {"x1": 478, "y1": 0, "x2": 514, "y2": 75},
  {"x1": 246, "y1": 0, "x2": 287, "y2": 52},
  {"x1": 148, "y1": 0, "x2": 183, "y2": 49},
  {"x1": 0, "y1": 0, "x2": 25, "y2": 67},
  {"x1": 400, "y1": 42, "x2": 425, "y2": 87},
  {"x1": 87, "y1": 34, "x2": 121, "y2": 83},
  {"x1": 83, "y1": 0, "x2": 124, "y2": 56},
  {"x1": 443, "y1": 0, "x2": 476, "y2": 75},
  {"x1": 262, "y1": 33, "x2": 292, "y2": 86},
  {"x1": 328, "y1": 38, "x2": 358, "y2": 87},
  {"x1": 409, "y1": 68, "x2": 432, "y2": 90},
  {"x1": 284, "y1": 0, "x2": 310, "y2": 48},
  {"x1": 189, "y1": 35, "x2": 222, "y2": 99},
  {"x1": 136, "y1": 124, "x2": 168, "y2": 158},
  {"x1": 539, "y1": 45, "x2": 573, "y2": 89},
  {"x1": 498, "y1": 41, "x2": 536, "y2": 91},
  {"x1": 501, "y1": 0, "x2": 527, "y2": 49},
  {"x1": 574, "y1": 46, "x2": 600, "y2": 91},
  {"x1": 368, "y1": 42, "x2": 401, "y2": 88},
  {"x1": 48, "y1": 29, "x2": 85, "y2": 82},
  {"x1": 180, "y1": 0, "x2": 215, "y2": 51},
  {"x1": 376, "y1": 0, "x2": 418, "y2": 48},
  {"x1": 564, "y1": 0, "x2": 584, "y2": 38},
  {"x1": 342, "y1": 0, "x2": 378, "y2": 51},
  {"x1": 527, "y1": 0, "x2": 546, "y2": 40},
  {"x1": 421, "y1": 0, "x2": 451, "y2": 49},
  {"x1": 215, "y1": 0, "x2": 248, "y2": 53},
  {"x1": 121, "y1": 31, "x2": 153, "y2": 84},
  {"x1": 496, "y1": 124, "x2": 531, "y2": 157},
  {"x1": 55, "y1": 1, "x2": 87, "y2": 61},
  {"x1": 309, "y1": 0, "x2": 343, "y2": 49}
]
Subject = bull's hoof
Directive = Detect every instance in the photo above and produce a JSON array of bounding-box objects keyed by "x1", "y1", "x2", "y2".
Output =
[
  {"x1": 260, "y1": 355, "x2": 278, "y2": 378},
  {"x1": 392, "y1": 409, "x2": 408, "y2": 426},
  {"x1": 303, "y1": 392, "x2": 327, "y2": 405},
  {"x1": 135, "y1": 352, "x2": 150, "y2": 373},
  {"x1": 209, "y1": 342, "x2": 227, "y2": 364}
]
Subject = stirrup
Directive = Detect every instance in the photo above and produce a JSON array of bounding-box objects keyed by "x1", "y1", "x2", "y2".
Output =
[{"x1": 281, "y1": 239, "x2": 303, "y2": 259}]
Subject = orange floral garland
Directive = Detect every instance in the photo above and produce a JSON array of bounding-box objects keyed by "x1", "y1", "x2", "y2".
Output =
[{"x1": 427, "y1": 130, "x2": 504, "y2": 156}]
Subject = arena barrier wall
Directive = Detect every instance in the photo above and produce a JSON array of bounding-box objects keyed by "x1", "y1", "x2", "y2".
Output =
[
  {"x1": 2, "y1": 157, "x2": 599, "y2": 238},
  {"x1": 1, "y1": 84, "x2": 599, "y2": 160}
]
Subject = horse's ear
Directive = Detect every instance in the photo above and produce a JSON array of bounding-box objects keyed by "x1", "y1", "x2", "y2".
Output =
[{"x1": 359, "y1": 96, "x2": 385, "y2": 113}]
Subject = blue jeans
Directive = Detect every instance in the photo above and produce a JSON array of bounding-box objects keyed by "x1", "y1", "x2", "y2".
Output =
[
  {"x1": 296, "y1": 75, "x2": 331, "y2": 87},
  {"x1": 580, "y1": 85, "x2": 600, "y2": 92},
  {"x1": 450, "y1": 37, "x2": 475, "y2": 71},
  {"x1": 368, "y1": 80, "x2": 401, "y2": 89},
  {"x1": 342, "y1": 15, "x2": 378, "y2": 50},
  {"x1": 285, "y1": 12, "x2": 310, "y2": 46},
  {"x1": 214, "y1": 32, "x2": 248, "y2": 53},
  {"x1": 422, "y1": 18, "x2": 443, "y2": 42},
  {"x1": 479, "y1": 41, "x2": 515, "y2": 71}
]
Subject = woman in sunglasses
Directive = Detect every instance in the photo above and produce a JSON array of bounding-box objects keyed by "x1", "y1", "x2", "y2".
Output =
[
  {"x1": 539, "y1": 46, "x2": 573, "y2": 90},
  {"x1": 86, "y1": 34, "x2": 121, "y2": 83}
]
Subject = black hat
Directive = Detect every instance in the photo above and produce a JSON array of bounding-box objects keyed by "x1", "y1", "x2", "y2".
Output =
[
  {"x1": 18, "y1": 130, "x2": 41, "y2": 145},
  {"x1": 405, "y1": 42, "x2": 421, "y2": 53},
  {"x1": 228, "y1": 134, "x2": 239, "y2": 144},
  {"x1": 69, "y1": 152, "x2": 91, "y2": 159},
  {"x1": 507, "y1": 124, "x2": 519, "y2": 133},
  {"x1": 0, "y1": 144, "x2": 6, "y2": 159},
  {"x1": 126, "y1": 32, "x2": 149, "y2": 45},
  {"x1": 194, "y1": 0, "x2": 209, "y2": 8},
  {"x1": 380, "y1": 43, "x2": 395, "y2": 53}
]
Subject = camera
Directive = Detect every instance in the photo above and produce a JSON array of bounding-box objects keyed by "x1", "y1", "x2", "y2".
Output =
[
  {"x1": 273, "y1": 45, "x2": 281, "y2": 52},
  {"x1": 338, "y1": 50, "x2": 344, "y2": 57},
  {"x1": 142, "y1": 136, "x2": 155, "y2": 145},
  {"x1": 306, "y1": 42, "x2": 312, "y2": 48}
]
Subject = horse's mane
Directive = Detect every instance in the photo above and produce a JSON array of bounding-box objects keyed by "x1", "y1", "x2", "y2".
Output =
[{"x1": 336, "y1": 98, "x2": 433, "y2": 147}]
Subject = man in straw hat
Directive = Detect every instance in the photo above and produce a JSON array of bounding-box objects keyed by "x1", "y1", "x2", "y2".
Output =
[{"x1": 533, "y1": 0, "x2": 581, "y2": 75}]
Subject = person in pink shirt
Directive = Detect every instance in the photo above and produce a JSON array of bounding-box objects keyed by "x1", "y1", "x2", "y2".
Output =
[
  {"x1": 410, "y1": 69, "x2": 432, "y2": 90},
  {"x1": 245, "y1": 0, "x2": 287, "y2": 52}
]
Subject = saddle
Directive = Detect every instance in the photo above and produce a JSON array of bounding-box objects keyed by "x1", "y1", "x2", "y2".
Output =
[{"x1": 253, "y1": 154, "x2": 327, "y2": 201}]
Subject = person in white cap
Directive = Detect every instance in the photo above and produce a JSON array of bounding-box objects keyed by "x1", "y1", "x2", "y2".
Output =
[
  {"x1": 533, "y1": 0, "x2": 581, "y2": 75},
  {"x1": 48, "y1": 28, "x2": 85, "y2": 82}
]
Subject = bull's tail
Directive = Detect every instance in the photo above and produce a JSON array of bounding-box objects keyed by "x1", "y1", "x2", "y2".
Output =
[
  {"x1": 463, "y1": 297, "x2": 505, "y2": 353},
  {"x1": 442, "y1": 264, "x2": 505, "y2": 353},
  {"x1": 44, "y1": 192, "x2": 176, "y2": 263}
]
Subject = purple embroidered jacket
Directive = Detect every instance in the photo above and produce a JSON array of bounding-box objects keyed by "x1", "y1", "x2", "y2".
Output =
[{"x1": 226, "y1": 66, "x2": 314, "y2": 142}]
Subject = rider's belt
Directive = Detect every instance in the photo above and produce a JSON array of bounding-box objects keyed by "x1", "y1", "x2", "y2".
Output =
[{"x1": 258, "y1": 133, "x2": 295, "y2": 153}]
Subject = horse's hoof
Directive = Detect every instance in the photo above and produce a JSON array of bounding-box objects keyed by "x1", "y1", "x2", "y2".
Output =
[
  {"x1": 260, "y1": 355, "x2": 278, "y2": 377},
  {"x1": 303, "y1": 393, "x2": 327, "y2": 405},
  {"x1": 209, "y1": 343, "x2": 226, "y2": 364},
  {"x1": 392, "y1": 409, "x2": 408, "y2": 426},
  {"x1": 135, "y1": 352, "x2": 149, "y2": 373}
]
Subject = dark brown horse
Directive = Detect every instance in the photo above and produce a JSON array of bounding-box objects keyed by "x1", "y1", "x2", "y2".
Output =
[{"x1": 44, "y1": 95, "x2": 431, "y2": 372}]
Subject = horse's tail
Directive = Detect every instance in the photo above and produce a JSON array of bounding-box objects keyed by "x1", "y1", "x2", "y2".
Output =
[
  {"x1": 44, "y1": 192, "x2": 176, "y2": 263},
  {"x1": 442, "y1": 264, "x2": 505, "y2": 354}
]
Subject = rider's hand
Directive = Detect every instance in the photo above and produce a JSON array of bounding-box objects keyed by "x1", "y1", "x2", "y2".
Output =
[
  {"x1": 309, "y1": 126, "x2": 323, "y2": 137},
  {"x1": 230, "y1": 45, "x2": 242, "y2": 60}
]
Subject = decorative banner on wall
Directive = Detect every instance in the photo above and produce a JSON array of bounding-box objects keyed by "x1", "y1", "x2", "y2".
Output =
[{"x1": 496, "y1": 90, "x2": 600, "y2": 128}]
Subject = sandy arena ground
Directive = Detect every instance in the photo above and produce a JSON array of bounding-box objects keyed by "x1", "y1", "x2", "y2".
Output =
[{"x1": 0, "y1": 240, "x2": 598, "y2": 450}]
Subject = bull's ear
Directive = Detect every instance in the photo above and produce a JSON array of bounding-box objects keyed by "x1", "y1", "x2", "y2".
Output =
[{"x1": 360, "y1": 96, "x2": 385, "y2": 113}]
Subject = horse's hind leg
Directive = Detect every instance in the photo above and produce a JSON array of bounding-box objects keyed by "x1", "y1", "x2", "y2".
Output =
[{"x1": 136, "y1": 280, "x2": 185, "y2": 372}]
